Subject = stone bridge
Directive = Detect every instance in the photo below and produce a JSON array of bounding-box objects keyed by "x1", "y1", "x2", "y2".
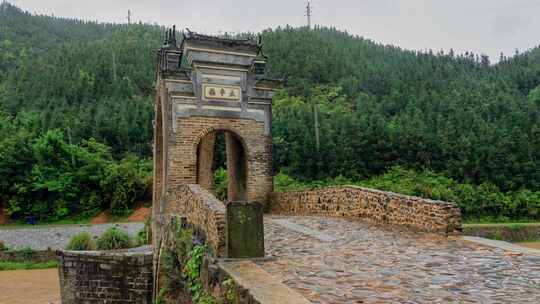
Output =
[
  {"x1": 151, "y1": 30, "x2": 540, "y2": 303},
  {"x1": 156, "y1": 183, "x2": 540, "y2": 303}
]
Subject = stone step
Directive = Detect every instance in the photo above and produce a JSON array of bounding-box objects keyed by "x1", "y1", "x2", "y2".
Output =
[{"x1": 218, "y1": 260, "x2": 311, "y2": 304}]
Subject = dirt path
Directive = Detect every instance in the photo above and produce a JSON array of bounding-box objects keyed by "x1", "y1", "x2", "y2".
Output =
[
  {"x1": 0, "y1": 268, "x2": 59, "y2": 304},
  {"x1": 518, "y1": 242, "x2": 540, "y2": 250}
]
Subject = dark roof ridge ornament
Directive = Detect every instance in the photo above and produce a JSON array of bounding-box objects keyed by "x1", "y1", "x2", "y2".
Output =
[
  {"x1": 169, "y1": 25, "x2": 177, "y2": 46},
  {"x1": 185, "y1": 28, "x2": 194, "y2": 39},
  {"x1": 158, "y1": 25, "x2": 182, "y2": 74},
  {"x1": 163, "y1": 25, "x2": 178, "y2": 49},
  {"x1": 182, "y1": 30, "x2": 259, "y2": 49}
]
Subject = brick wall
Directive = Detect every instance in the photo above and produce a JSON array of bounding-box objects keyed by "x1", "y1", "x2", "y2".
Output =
[
  {"x1": 168, "y1": 116, "x2": 273, "y2": 204},
  {"x1": 270, "y1": 186, "x2": 462, "y2": 234},
  {"x1": 57, "y1": 246, "x2": 153, "y2": 304}
]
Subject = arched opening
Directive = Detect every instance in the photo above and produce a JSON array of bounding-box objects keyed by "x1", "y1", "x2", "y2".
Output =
[{"x1": 196, "y1": 130, "x2": 248, "y2": 202}]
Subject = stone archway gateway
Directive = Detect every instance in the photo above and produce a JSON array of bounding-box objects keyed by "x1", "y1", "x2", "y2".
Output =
[
  {"x1": 152, "y1": 29, "x2": 278, "y2": 259},
  {"x1": 152, "y1": 29, "x2": 277, "y2": 207},
  {"x1": 148, "y1": 27, "x2": 467, "y2": 304}
]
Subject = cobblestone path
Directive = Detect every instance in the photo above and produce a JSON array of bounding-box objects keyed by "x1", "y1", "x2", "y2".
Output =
[
  {"x1": 0, "y1": 223, "x2": 143, "y2": 250},
  {"x1": 260, "y1": 215, "x2": 540, "y2": 304}
]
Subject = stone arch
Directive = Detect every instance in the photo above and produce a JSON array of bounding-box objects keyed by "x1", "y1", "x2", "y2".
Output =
[
  {"x1": 194, "y1": 126, "x2": 250, "y2": 202},
  {"x1": 168, "y1": 116, "x2": 272, "y2": 204},
  {"x1": 192, "y1": 125, "x2": 250, "y2": 158}
]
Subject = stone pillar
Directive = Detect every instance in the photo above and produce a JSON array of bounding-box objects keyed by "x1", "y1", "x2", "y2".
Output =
[
  {"x1": 197, "y1": 133, "x2": 216, "y2": 192},
  {"x1": 226, "y1": 202, "x2": 264, "y2": 258},
  {"x1": 225, "y1": 133, "x2": 247, "y2": 202},
  {"x1": 152, "y1": 97, "x2": 164, "y2": 247}
]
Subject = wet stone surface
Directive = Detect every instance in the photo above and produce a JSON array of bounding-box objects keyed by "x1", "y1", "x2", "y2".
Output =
[{"x1": 259, "y1": 216, "x2": 540, "y2": 304}]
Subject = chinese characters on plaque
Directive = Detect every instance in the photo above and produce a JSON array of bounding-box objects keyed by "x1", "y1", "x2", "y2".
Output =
[{"x1": 203, "y1": 84, "x2": 241, "y2": 101}]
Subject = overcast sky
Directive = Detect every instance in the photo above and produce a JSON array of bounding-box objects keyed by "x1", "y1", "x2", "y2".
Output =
[{"x1": 9, "y1": 0, "x2": 540, "y2": 62}]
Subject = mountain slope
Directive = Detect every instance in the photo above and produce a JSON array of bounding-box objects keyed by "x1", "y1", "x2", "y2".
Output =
[{"x1": 0, "y1": 3, "x2": 539, "y2": 193}]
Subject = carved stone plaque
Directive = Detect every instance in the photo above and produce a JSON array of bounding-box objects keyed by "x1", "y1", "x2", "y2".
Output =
[{"x1": 203, "y1": 84, "x2": 241, "y2": 101}]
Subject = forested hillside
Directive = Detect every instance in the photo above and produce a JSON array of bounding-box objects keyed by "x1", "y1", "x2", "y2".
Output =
[
  {"x1": 1, "y1": 2, "x2": 539, "y2": 221},
  {"x1": 0, "y1": 3, "x2": 159, "y2": 220},
  {"x1": 265, "y1": 27, "x2": 540, "y2": 190}
]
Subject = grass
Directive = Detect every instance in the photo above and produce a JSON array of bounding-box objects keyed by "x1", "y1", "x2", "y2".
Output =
[
  {"x1": 463, "y1": 221, "x2": 540, "y2": 243},
  {"x1": 463, "y1": 216, "x2": 540, "y2": 225},
  {"x1": 0, "y1": 216, "x2": 93, "y2": 229},
  {"x1": 463, "y1": 222, "x2": 540, "y2": 227},
  {"x1": 0, "y1": 260, "x2": 58, "y2": 271},
  {"x1": 0, "y1": 221, "x2": 93, "y2": 230}
]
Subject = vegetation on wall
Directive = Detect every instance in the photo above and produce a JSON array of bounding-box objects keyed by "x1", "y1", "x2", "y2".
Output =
[{"x1": 160, "y1": 219, "x2": 228, "y2": 304}]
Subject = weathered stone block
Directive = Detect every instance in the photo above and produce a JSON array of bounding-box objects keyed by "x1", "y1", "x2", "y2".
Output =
[{"x1": 227, "y1": 202, "x2": 265, "y2": 258}]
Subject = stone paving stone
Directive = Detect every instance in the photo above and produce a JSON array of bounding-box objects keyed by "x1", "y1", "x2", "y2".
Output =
[
  {"x1": 260, "y1": 215, "x2": 540, "y2": 304},
  {"x1": 270, "y1": 218, "x2": 337, "y2": 242}
]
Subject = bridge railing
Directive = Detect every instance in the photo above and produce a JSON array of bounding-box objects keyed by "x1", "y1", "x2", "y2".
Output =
[
  {"x1": 270, "y1": 185, "x2": 462, "y2": 234},
  {"x1": 160, "y1": 184, "x2": 227, "y2": 257}
]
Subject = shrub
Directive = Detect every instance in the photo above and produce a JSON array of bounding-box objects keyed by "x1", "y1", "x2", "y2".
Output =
[
  {"x1": 136, "y1": 217, "x2": 152, "y2": 246},
  {"x1": 0, "y1": 122, "x2": 152, "y2": 221},
  {"x1": 0, "y1": 241, "x2": 6, "y2": 251},
  {"x1": 213, "y1": 167, "x2": 228, "y2": 201},
  {"x1": 96, "y1": 227, "x2": 131, "y2": 250},
  {"x1": 66, "y1": 232, "x2": 95, "y2": 251},
  {"x1": 160, "y1": 219, "x2": 221, "y2": 303},
  {"x1": 3, "y1": 246, "x2": 36, "y2": 261},
  {"x1": 102, "y1": 156, "x2": 151, "y2": 216},
  {"x1": 136, "y1": 228, "x2": 147, "y2": 246}
]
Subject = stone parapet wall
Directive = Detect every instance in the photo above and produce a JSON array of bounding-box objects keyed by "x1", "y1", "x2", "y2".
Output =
[
  {"x1": 270, "y1": 186, "x2": 462, "y2": 234},
  {"x1": 217, "y1": 260, "x2": 311, "y2": 304},
  {"x1": 57, "y1": 246, "x2": 153, "y2": 304},
  {"x1": 161, "y1": 184, "x2": 227, "y2": 257}
]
